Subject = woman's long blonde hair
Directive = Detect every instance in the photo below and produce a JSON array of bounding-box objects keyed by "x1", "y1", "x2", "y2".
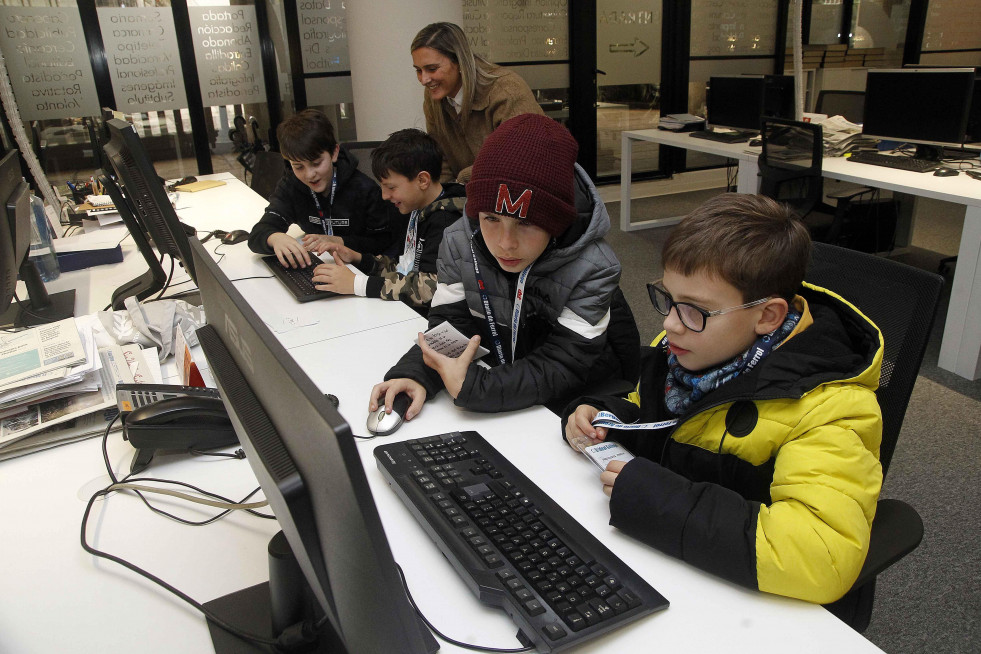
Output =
[{"x1": 411, "y1": 22, "x2": 499, "y2": 133}]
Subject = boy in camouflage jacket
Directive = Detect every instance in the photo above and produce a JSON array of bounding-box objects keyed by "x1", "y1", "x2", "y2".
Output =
[{"x1": 312, "y1": 129, "x2": 465, "y2": 311}]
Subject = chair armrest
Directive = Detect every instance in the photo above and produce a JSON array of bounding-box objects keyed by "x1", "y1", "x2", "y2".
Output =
[{"x1": 853, "y1": 498, "x2": 924, "y2": 589}]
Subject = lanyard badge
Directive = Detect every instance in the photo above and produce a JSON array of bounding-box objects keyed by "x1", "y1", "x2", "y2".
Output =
[
  {"x1": 310, "y1": 171, "x2": 338, "y2": 235},
  {"x1": 469, "y1": 233, "x2": 531, "y2": 367}
]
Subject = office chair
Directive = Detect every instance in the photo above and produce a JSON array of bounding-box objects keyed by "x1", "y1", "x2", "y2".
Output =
[
  {"x1": 759, "y1": 117, "x2": 876, "y2": 245},
  {"x1": 249, "y1": 150, "x2": 286, "y2": 200},
  {"x1": 815, "y1": 90, "x2": 865, "y2": 124},
  {"x1": 342, "y1": 140, "x2": 383, "y2": 181},
  {"x1": 806, "y1": 243, "x2": 944, "y2": 631}
]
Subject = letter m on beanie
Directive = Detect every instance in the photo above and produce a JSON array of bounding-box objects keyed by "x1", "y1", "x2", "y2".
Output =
[{"x1": 495, "y1": 184, "x2": 532, "y2": 219}]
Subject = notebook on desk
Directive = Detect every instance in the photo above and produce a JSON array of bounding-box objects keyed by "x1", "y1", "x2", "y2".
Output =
[{"x1": 261, "y1": 253, "x2": 339, "y2": 302}]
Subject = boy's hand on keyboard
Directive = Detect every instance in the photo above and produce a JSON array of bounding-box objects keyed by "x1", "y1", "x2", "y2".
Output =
[
  {"x1": 322, "y1": 242, "x2": 362, "y2": 265},
  {"x1": 301, "y1": 233, "x2": 343, "y2": 254},
  {"x1": 418, "y1": 332, "x2": 481, "y2": 399},
  {"x1": 565, "y1": 404, "x2": 606, "y2": 451},
  {"x1": 311, "y1": 256, "x2": 355, "y2": 294},
  {"x1": 600, "y1": 459, "x2": 629, "y2": 497},
  {"x1": 268, "y1": 232, "x2": 311, "y2": 268}
]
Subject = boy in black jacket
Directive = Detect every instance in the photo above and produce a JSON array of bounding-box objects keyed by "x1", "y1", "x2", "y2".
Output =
[
  {"x1": 247, "y1": 109, "x2": 395, "y2": 266},
  {"x1": 311, "y1": 129, "x2": 466, "y2": 310}
]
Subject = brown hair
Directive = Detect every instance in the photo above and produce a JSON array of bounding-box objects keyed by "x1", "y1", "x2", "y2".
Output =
[
  {"x1": 276, "y1": 109, "x2": 338, "y2": 162},
  {"x1": 662, "y1": 193, "x2": 811, "y2": 302},
  {"x1": 411, "y1": 22, "x2": 499, "y2": 136}
]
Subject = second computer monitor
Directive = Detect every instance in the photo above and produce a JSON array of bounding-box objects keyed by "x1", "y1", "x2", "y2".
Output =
[
  {"x1": 102, "y1": 118, "x2": 198, "y2": 284},
  {"x1": 707, "y1": 75, "x2": 794, "y2": 132},
  {"x1": 862, "y1": 68, "x2": 976, "y2": 148}
]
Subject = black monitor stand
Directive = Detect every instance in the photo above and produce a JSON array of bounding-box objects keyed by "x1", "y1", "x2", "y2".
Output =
[
  {"x1": 0, "y1": 259, "x2": 75, "y2": 329},
  {"x1": 204, "y1": 531, "x2": 347, "y2": 654}
]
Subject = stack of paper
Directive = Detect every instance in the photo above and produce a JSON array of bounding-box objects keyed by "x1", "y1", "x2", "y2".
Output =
[
  {"x1": 658, "y1": 113, "x2": 706, "y2": 132},
  {"x1": 0, "y1": 316, "x2": 162, "y2": 461},
  {"x1": 815, "y1": 115, "x2": 879, "y2": 157}
]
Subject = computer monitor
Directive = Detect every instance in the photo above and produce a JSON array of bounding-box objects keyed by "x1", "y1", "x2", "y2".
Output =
[
  {"x1": 99, "y1": 173, "x2": 168, "y2": 309},
  {"x1": 102, "y1": 118, "x2": 197, "y2": 284},
  {"x1": 0, "y1": 149, "x2": 75, "y2": 328},
  {"x1": 190, "y1": 237, "x2": 437, "y2": 654},
  {"x1": 706, "y1": 74, "x2": 794, "y2": 132},
  {"x1": 862, "y1": 68, "x2": 976, "y2": 158},
  {"x1": 901, "y1": 65, "x2": 981, "y2": 143}
]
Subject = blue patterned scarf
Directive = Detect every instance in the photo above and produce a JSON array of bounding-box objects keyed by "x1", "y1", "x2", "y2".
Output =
[{"x1": 664, "y1": 310, "x2": 802, "y2": 415}]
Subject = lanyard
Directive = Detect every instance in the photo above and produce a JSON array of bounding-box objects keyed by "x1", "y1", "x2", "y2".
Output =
[
  {"x1": 469, "y1": 233, "x2": 531, "y2": 366},
  {"x1": 590, "y1": 410, "x2": 679, "y2": 431},
  {"x1": 396, "y1": 210, "x2": 420, "y2": 276},
  {"x1": 310, "y1": 171, "x2": 337, "y2": 235}
]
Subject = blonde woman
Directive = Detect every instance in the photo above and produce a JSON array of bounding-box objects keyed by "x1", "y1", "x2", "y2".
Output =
[{"x1": 411, "y1": 22, "x2": 543, "y2": 183}]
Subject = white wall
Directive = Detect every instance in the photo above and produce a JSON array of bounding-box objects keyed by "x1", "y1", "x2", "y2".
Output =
[{"x1": 346, "y1": 0, "x2": 463, "y2": 140}]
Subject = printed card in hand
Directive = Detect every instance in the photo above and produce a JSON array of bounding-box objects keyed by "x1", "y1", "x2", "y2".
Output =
[
  {"x1": 580, "y1": 441, "x2": 635, "y2": 472},
  {"x1": 422, "y1": 321, "x2": 490, "y2": 359}
]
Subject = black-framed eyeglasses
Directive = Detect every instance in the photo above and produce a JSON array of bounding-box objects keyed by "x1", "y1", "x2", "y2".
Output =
[{"x1": 647, "y1": 281, "x2": 773, "y2": 333}]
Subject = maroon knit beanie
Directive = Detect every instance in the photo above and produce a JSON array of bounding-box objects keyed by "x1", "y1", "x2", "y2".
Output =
[{"x1": 466, "y1": 113, "x2": 578, "y2": 237}]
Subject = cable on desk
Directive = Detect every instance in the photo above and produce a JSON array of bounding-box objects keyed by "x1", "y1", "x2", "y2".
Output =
[
  {"x1": 153, "y1": 257, "x2": 176, "y2": 301},
  {"x1": 394, "y1": 563, "x2": 534, "y2": 653},
  {"x1": 101, "y1": 415, "x2": 275, "y2": 523},
  {"x1": 108, "y1": 482, "x2": 269, "y2": 510},
  {"x1": 79, "y1": 488, "x2": 283, "y2": 650}
]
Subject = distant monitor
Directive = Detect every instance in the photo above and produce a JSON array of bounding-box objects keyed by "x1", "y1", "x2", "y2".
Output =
[
  {"x1": 706, "y1": 75, "x2": 795, "y2": 132},
  {"x1": 0, "y1": 149, "x2": 75, "y2": 328},
  {"x1": 863, "y1": 68, "x2": 975, "y2": 154},
  {"x1": 102, "y1": 118, "x2": 198, "y2": 284},
  {"x1": 901, "y1": 65, "x2": 981, "y2": 143},
  {"x1": 190, "y1": 237, "x2": 437, "y2": 654}
]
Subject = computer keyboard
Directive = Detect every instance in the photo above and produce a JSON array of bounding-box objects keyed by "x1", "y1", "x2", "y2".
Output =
[
  {"x1": 261, "y1": 253, "x2": 339, "y2": 302},
  {"x1": 374, "y1": 431, "x2": 668, "y2": 653},
  {"x1": 689, "y1": 129, "x2": 756, "y2": 143},
  {"x1": 847, "y1": 151, "x2": 939, "y2": 173}
]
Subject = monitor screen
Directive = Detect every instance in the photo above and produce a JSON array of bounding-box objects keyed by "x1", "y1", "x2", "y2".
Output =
[
  {"x1": 102, "y1": 118, "x2": 197, "y2": 283},
  {"x1": 190, "y1": 238, "x2": 437, "y2": 654},
  {"x1": 707, "y1": 76, "x2": 767, "y2": 131},
  {"x1": 862, "y1": 68, "x2": 975, "y2": 147},
  {"x1": 0, "y1": 149, "x2": 29, "y2": 317},
  {"x1": 0, "y1": 149, "x2": 75, "y2": 328}
]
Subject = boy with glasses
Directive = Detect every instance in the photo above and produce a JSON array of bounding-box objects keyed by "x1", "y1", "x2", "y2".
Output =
[{"x1": 563, "y1": 193, "x2": 884, "y2": 605}]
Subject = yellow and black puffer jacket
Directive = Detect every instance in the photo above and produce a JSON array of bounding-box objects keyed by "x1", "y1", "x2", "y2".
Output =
[{"x1": 571, "y1": 283, "x2": 883, "y2": 604}]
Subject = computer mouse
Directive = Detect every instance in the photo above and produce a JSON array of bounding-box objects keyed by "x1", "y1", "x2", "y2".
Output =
[
  {"x1": 748, "y1": 138, "x2": 763, "y2": 147},
  {"x1": 933, "y1": 168, "x2": 959, "y2": 177},
  {"x1": 366, "y1": 392, "x2": 412, "y2": 436},
  {"x1": 220, "y1": 229, "x2": 250, "y2": 245}
]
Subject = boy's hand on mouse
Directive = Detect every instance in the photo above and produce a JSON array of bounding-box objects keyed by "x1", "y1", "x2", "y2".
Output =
[
  {"x1": 323, "y1": 242, "x2": 362, "y2": 265},
  {"x1": 600, "y1": 459, "x2": 629, "y2": 497},
  {"x1": 565, "y1": 404, "x2": 607, "y2": 451},
  {"x1": 301, "y1": 233, "x2": 343, "y2": 254},
  {"x1": 268, "y1": 232, "x2": 311, "y2": 268},
  {"x1": 311, "y1": 256, "x2": 355, "y2": 294},
  {"x1": 369, "y1": 379, "x2": 426, "y2": 421},
  {"x1": 418, "y1": 332, "x2": 480, "y2": 399}
]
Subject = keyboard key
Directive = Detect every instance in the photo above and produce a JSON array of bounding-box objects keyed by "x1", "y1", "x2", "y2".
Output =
[{"x1": 542, "y1": 623, "x2": 567, "y2": 641}]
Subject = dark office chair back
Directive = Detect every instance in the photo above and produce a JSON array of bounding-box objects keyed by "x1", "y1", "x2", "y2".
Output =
[
  {"x1": 815, "y1": 90, "x2": 865, "y2": 124},
  {"x1": 806, "y1": 243, "x2": 941, "y2": 632},
  {"x1": 758, "y1": 118, "x2": 825, "y2": 221},
  {"x1": 250, "y1": 150, "x2": 286, "y2": 201},
  {"x1": 806, "y1": 243, "x2": 943, "y2": 476},
  {"x1": 342, "y1": 140, "x2": 383, "y2": 181}
]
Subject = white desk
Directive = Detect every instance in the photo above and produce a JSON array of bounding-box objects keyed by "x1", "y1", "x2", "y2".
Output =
[
  {"x1": 621, "y1": 128, "x2": 981, "y2": 380},
  {"x1": 0, "y1": 178, "x2": 884, "y2": 653}
]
